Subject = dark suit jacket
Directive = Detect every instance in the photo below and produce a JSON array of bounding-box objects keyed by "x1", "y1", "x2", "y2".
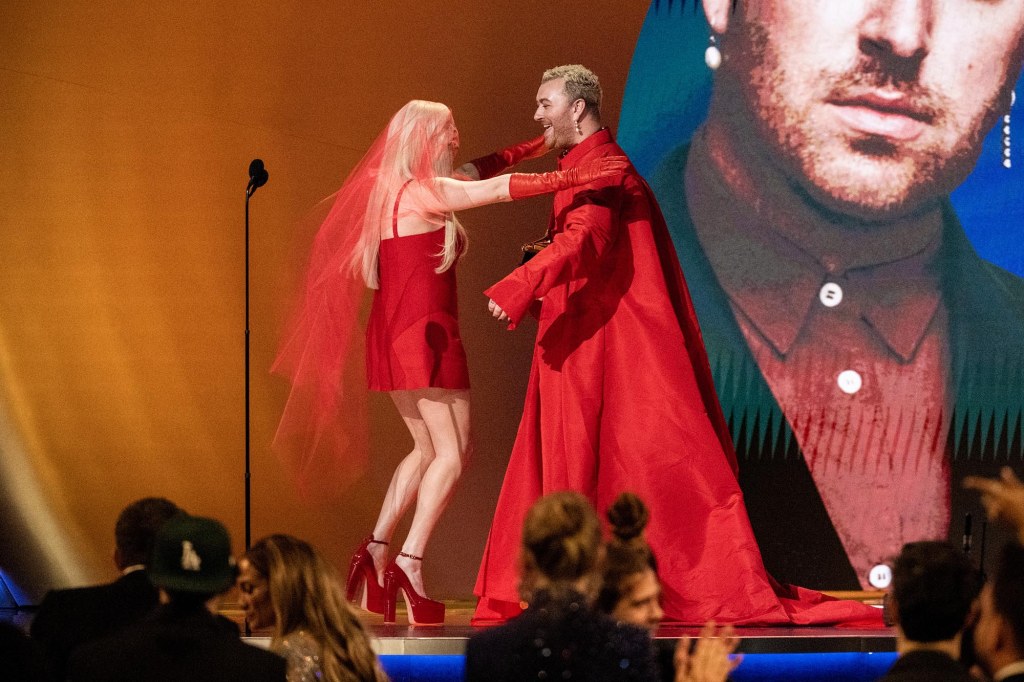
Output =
[
  {"x1": 66, "y1": 602, "x2": 286, "y2": 682},
  {"x1": 1, "y1": 621, "x2": 48, "y2": 682},
  {"x1": 878, "y1": 650, "x2": 975, "y2": 682},
  {"x1": 465, "y1": 591, "x2": 658, "y2": 682},
  {"x1": 650, "y1": 145, "x2": 1024, "y2": 588},
  {"x1": 30, "y1": 570, "x2": 160, "y2": 681}
]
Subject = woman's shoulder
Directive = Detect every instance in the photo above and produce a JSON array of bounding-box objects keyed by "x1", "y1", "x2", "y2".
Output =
[{"x1": 273, "y1": 630, "x2": 324, "y2": 682}]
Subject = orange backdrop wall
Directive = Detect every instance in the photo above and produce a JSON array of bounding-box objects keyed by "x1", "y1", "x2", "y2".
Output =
[{"x1": 0, "y1": 1, "x2": 647, "y2": 602}]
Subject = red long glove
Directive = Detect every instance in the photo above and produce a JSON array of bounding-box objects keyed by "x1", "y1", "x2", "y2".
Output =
[
  {"x1": 508, "y1": 156, "x2": 630, "y2": 200},
  {"x1": 470, "y1": 136, "x2": 548, "y2": 179}
]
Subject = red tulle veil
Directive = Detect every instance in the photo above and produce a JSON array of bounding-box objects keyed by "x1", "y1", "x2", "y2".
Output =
[{"x1": 271, "y1": 101, "x2": 460, "y2": 499}]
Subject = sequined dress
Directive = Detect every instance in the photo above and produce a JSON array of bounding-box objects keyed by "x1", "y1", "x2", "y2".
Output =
[{"x1": 272, "y1": 630, "x2": 323, "y2": 682}]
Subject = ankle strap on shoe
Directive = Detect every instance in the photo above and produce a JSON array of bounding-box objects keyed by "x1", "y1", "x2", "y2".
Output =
[
  {"x1": 366, "y1": 536, "x2": 389, "y2": 546},
  {"x1": 398, "y1": 551, "x2": 424, "y2": 561}
]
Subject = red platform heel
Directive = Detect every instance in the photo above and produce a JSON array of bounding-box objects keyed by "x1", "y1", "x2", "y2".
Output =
[
  {"x1": 383, "y1": 552, "x2": 445, "y2": 625},
  {"x1": 346, "y1": 536, "x2": 388, "y2": 614}
]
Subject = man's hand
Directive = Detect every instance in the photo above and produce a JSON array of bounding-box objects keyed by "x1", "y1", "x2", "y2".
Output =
[
  {"x1": 488, "y1": 298, "x2": 509, "y2": 322},
  {"x1": 674, "y1": 622, "x2": 742, "y2": 682},
  {"x1": 965, "y1": 466, "x2": 1024, "y2": 543}
]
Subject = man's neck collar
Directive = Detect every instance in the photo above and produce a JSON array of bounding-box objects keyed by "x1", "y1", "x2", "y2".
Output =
[
  {"x1": 559, "y1": 126, "x2": 609, "y2": 154},
  {"x1": 896, "y1": 633, "x2": 961, "y2": 660},
  {"x1": 559, "y1": 128, "x2": 612, "y2": 164},
  {"x1": 121, "y1": 564, "x2": 146, "y2": 575}
]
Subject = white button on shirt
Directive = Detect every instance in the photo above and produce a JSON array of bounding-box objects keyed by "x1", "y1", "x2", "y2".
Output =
[
  {"x1": 819, "y1": 282, "x2": 843, "y2": 307},
  {"x1": 868, "y1": 564, "x2": 892, "y2": 589},
  {"x1": 837, "y1": 369, "x2": 863, "y2": 394}
]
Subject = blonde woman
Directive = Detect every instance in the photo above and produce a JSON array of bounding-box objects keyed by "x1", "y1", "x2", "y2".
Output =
[
  {"x1": 273, "y1": 100, "x2": 626, "y2": 624},
  {"x1": 238, "y1": 535, "x2": 388, "y2": 682}
]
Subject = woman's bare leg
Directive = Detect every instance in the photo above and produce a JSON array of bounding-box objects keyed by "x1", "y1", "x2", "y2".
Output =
[
  {"x1": 367, "y1": 390, "x2": 437, "y2": 577},
  {"x1": 394, "y1": 388, "x2": 472, "y2": 596}
]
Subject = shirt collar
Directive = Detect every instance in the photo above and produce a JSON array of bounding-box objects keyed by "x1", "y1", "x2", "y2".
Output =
[
  {"x1": 684, "y1": 131, "x2": 944, "y2": 361},
  {"x1": 121, "y1": 564, "x2": 146, "y2": 575},
  {"x1": 558, "y1": 128, "x2": 613, "y2": 169}
]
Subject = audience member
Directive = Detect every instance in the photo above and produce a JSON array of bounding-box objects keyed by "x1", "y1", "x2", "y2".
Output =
[
  {"x1": 598, "y1": 493, "x2": 663, "y2": 632},
  {"x1": 465, "y1": 491, "x2": 658, "y2": 682},
  {"x1": 878, "y1": 541, "x2": 978, "y2": 682},
  {"x1": 964, "y1": 467, "x2": 1024, "y2": 682},
  {"x1": 67, "y1": 514, "x2": 286, "y2": 681},
  {"x1": 972, "y1": 543, "x2": 1024, "y2": 682},
  {"x1": 30, "y1": 496, "x2": 181, "y2": 680},
  {"x1": 239, "y1": 534, "x2": 388, "y2": 682},
  {"x1": 598, "y1": 492, "x2": 741, "y2": 682},
  {"x1": 0, "y1": 621, "x2": 47, "y2": 682}
]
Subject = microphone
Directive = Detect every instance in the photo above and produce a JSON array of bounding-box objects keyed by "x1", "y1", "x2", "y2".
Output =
[{"x1": 247, "y1": 159, "x2": 269, "y2": 196}]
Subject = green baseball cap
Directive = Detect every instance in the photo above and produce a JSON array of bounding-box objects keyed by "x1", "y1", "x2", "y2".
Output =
[{"x1": 148, "y1": 514, "x2": 237, "y2": 594}]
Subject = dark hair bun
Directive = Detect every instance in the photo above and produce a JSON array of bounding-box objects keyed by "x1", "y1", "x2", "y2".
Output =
[{"x1": 607, "y1": 492, "x2": 648, "y2": 542}]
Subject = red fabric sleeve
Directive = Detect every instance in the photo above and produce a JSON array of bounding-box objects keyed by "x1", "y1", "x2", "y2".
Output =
[{"x1": 485, "y1": 182, "x2": 623, "y2": 328}]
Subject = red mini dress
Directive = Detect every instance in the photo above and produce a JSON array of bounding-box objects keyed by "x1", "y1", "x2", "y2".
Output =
[{"x1": 365, "y1": 182, "x2": 470, "y2": 391}]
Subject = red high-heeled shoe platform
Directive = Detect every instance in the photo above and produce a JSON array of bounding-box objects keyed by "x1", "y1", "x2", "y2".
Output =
[
  {"x1": 346, "y1": 536, "x2": 387, "y2": 614},
  {"x1": 383, "y1": 552, "x2": 445, "y2": 625}
]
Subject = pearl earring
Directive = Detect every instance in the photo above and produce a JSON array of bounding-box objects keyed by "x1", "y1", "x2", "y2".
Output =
[
  {"x1": 705, "y1": 34, "x2": 722, "y2": 70},
  {"x1": 1004, "y1": 90, "x2": 1015, "y2": 170}
]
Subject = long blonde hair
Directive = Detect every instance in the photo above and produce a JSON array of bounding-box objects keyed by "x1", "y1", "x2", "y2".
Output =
[
  {"x1": 355, "y1": 100, "x2": 467, "y2": 288},
  {"x1": 245, "y1": 535, "x2": 388, "y2": 682}
]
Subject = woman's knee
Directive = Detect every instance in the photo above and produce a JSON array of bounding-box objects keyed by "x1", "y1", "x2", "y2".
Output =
[
  {"x1": 432, "y1": 440, "x2": 470, "y2": 473},
  {"x1": 418, "y1": 447, "x2": 438, "y2": 468}
]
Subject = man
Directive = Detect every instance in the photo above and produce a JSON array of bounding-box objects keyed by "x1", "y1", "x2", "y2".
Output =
[
  {"x1": 31, "y1": 496, "x2": 181, "y2": 680},
  {"x1": 966, "y1": 467, "x2": 1024, "y2": 682},
  {"x1": 972, "y1": 543, "x2": 1024, "y2": 682},
  {"x1": 879, "y1": 541, "x2": 977, "y2": 682},
  {"x1": 67, "y1": 513, "x2": 286, "y2": 681},
  {"x1": 633, "y1": 0, "x2": 1024, "y2": 588},
  {"x1": 472, "y1": 64, "x2": 879, "y2": 627}
]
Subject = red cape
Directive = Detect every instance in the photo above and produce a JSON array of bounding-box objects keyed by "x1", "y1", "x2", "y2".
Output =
[{"x1": 475, "y1": 129, "x2": 882, "y2": 628}]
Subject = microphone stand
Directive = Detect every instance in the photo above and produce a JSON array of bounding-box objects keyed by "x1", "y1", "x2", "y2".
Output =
[
  {"x1": 243, "y1": 160, "x2": 267, "y2": 554},
  {"x1": 242, "y1": 163, "x2": 266, "y2": 638},
  {"x1": 244, "y1": 182, "x2": 255, "y2": 554}
]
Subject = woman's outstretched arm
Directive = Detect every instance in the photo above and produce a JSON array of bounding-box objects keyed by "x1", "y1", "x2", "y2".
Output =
[{"x1": 415, "y1": 157, "x2": 630, "y2": 214}]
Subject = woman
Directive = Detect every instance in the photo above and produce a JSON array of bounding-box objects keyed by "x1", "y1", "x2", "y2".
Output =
[
  {"x1": 238, "y1": 534, "x2": 388, "y2": 682},
  {"x1": 273, "y1": 100, "x2": 625, "y2": 625},
  {"x1": 599, "y1": 493, "x2": 742, "y2": 682},
  {"x1": 464, "y1": 491, "x2": 659, "y2": 682},
  {"x1": 598, "y1": 492, "x2": 664, "y2": 633}
]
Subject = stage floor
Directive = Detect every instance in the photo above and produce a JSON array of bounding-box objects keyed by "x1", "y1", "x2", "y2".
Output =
[
  {"x1": 227, "y1": 595, "x2": 896, "y2": 656},
  {"x1": 3, "y1": 599, "x2": 898, "y2": 681}
]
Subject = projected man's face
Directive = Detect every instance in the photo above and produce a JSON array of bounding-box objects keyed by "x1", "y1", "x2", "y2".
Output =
[{"x1": 711, "y1": 0, "x2": 1024, "y2": 219}]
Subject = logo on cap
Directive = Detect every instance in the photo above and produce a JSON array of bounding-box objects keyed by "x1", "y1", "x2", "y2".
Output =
[{"x1": 181, "y1": 540, "x2": 202, "y2": 572}]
